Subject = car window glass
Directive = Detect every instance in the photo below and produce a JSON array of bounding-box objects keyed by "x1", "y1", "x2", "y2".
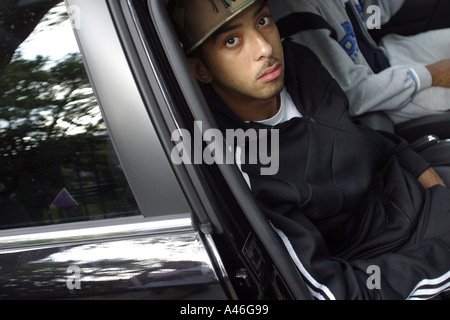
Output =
[{"x1": 0, "y1": 1, "x2": 140, "y2": 230}]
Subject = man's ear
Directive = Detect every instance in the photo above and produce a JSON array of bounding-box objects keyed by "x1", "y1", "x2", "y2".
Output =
[{"x1": 188, "y1": 57, "x2": 213, "y2": 84}]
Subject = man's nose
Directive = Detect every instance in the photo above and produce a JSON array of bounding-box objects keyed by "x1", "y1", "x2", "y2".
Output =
[{"x1": 252, "y1": 31, "x2": 273, "y2": 60}]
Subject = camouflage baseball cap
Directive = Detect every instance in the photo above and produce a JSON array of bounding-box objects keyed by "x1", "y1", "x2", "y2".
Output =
[{"x1": 169, "y1": 0, "x2": 262, "y2": 54}]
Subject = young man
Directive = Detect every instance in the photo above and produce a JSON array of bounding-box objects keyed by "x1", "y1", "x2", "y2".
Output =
[
  {"x1": 268, "y1": 0, "x2": 450, "y2": 124},
  {"x1": 169, "y1": 0, "x2": 450, "y2": 299}
]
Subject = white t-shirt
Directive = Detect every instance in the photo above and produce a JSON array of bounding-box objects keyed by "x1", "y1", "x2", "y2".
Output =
[{"x1": 256, "y1": 88, "x2": 302, "y2": 126}]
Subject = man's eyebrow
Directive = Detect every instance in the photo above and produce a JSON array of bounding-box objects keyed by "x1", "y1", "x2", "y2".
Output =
[
  {"x1": 211, "y1": 2, "x2": 269, "y2": 42},
  {"x1": 252, "y1": 2, "x2": 268, "y2": 19}
]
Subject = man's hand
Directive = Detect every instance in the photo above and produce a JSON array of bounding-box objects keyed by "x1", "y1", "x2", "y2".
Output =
[
  {"x1": 426, "y1": 59, "x2": 450, "y2": 88},
  {"x1": 418, "y1": 167, "x2": 447, "y2": 189}
]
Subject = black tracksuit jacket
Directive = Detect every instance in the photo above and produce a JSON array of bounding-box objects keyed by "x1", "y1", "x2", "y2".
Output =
[{"x1": 201, "y1": 40, "x2": 450, "y2": 300}]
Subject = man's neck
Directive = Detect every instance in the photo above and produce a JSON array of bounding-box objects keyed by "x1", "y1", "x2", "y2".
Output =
[
  {"x1": 234, "y1": 96, "x2": 281, "y2": 122},
  {"x1": 213, "y1": 88, "x2": 282, "y2": 122}
]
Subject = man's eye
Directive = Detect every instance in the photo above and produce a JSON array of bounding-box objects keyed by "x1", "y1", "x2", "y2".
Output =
[
  {"x1": 225, "y1": 36, "x2": 239, "y2": 48},
  {"x1": 258, "y1": 16, "x2": 271, "y2": 27}
]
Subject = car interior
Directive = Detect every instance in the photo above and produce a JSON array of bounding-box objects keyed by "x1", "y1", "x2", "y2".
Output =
[
  {"x1": 140, "y1": 0, "x2": 450, "y2": 299},
  {"x1": 357, "y1": 0, "x2": 450, "y2": 143},
  {"x1": 354, "y1": 0, "x2": 450, "y2": 185}
]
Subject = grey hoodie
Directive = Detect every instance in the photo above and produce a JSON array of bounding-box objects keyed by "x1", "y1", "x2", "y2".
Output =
[{"x1": 269, "y1": 0, "x2": 433, "y2": 121}]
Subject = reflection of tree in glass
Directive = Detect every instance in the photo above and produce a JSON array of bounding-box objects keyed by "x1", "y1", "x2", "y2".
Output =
[
  {"x1": 0, "y1": 3, "x2": 138, "y2": 227},
  {"x1": 0, "y1": 53, "x2": 114, "y2": 225},
  {"x1": 0, "y1": 53, "x2": 102, "y2": 156}
]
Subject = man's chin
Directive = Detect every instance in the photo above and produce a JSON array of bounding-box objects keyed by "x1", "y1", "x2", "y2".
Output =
[{"x1": 259, "y1": 82, "x2": 284, "y2": 101}]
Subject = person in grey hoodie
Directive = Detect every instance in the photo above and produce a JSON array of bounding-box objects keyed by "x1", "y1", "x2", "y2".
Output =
[{"x1": 269, "y1": 0, "x2": 450, "y2": 124}]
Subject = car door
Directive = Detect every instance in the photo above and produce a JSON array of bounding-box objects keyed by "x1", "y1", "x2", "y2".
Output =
[{"x1": 0, "y1": 0, "x2": 226, "y2": 300}]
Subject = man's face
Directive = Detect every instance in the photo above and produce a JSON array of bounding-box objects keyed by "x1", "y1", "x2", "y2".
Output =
[{"x1": 189, "y1": 1, "x2": 285, "y2": 117}]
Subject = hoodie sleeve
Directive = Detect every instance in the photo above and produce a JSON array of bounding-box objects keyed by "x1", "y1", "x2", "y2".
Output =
[{"x1": 371, "y1": 128, "x2": 431, "y2": 178}]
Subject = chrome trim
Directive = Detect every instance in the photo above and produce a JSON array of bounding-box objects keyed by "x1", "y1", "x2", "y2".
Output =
[
  {"x1": 126, "y1": 0, "x2": 179, "y2": 130},
  {"x1": 0, "y1": 227, "x2": 228, "y2": 300},
  {"x1": 0, "y1": 215, "x2": 192, "y2": 251}
]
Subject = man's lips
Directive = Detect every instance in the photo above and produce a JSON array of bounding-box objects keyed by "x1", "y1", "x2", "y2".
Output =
[{"x1": 258, "y1": 64, "x2": 283, "y2": 82}]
